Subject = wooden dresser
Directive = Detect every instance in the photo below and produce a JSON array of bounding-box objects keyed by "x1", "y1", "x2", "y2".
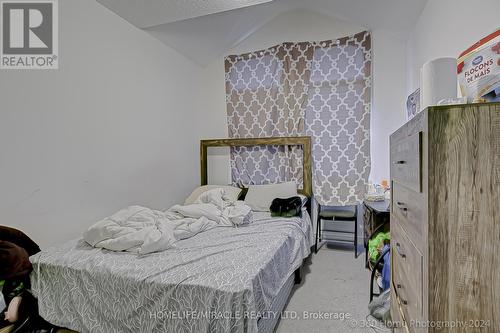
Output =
[{"x1": 389, "y1": 102, "x2": 500, "y2": 333}]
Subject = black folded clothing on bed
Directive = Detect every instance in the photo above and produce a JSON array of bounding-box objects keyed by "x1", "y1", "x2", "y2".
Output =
[{"x1": 270, "y1": 196, "x2": 302, "y2": 218}]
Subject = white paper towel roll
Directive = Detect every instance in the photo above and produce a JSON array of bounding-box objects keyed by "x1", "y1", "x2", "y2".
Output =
[{"x1": 420, "y1": 57, "x2": 457, "y2": 110}]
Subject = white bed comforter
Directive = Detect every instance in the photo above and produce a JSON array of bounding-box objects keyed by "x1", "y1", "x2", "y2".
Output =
[{"x1": 83, "y1": 189, "x2": 251, "y2": 254}]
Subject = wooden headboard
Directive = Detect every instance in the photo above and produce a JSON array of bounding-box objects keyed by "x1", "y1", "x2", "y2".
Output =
[{"x1": 200, "y1": 136, "x2": 312, "y2": 197}]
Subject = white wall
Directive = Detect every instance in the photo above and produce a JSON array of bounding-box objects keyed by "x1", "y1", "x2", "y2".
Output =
[
  {"x1": 0, "y1": 0, "x2": 202, "y2": 248},
  {"x1": 406, "y1": 0, "x2": 500, "y2": 94},
  {"x1": 197, "y1": 9, "x2": 407, "y2": 185},
  {"x1": 371, "y1": 29, "x2": 407, "y2": 183}
]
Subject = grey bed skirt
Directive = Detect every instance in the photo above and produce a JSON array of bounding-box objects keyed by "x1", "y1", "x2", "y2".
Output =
[{"x1": 257, "y1": 271, "x2": 295, "y2": 333}]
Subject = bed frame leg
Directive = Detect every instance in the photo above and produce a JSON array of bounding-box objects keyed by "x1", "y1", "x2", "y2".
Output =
[{"x1": 294, "y1": 267, "x2": 302, "y2": 284}]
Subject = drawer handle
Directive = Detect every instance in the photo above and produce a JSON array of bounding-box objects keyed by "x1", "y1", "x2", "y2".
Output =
[
  {"x1": 395, "y1": 242, "x2": 406, "y2": 259},
  {"x1": 394, "y1": 160, "x2": 406, "y2": 165},
  {"x1": 397, "y1": 285, "x2": 408, "y2": 305},
  {"x1": 396, "y1": 201, "x2": 408, "y2": 212}
]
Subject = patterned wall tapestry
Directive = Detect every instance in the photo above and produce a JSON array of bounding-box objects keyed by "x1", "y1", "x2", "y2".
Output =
[
  {"x1": 225, "y1": 43, "x2": 314, "y2": 189},
  {"x1": 306, "y1": 31, "x2": 372, "y2": 205},
  {"x1": 225, "y1": 31, "x2": 371, "y2": 206}
]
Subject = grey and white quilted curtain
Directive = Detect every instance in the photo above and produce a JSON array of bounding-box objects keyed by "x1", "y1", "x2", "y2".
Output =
[{"x1": 225, "y1": 31, "x2": 371, "y2": 205}]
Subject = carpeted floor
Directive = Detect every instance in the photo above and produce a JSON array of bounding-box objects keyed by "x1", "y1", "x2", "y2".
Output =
[{"x1": 276, "y1": 246, "x2": 386, "y2": 333}]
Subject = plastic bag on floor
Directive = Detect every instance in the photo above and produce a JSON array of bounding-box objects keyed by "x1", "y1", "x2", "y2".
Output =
[{"x1": 368, "y1": 289, "x2": 391, "y2": 323}]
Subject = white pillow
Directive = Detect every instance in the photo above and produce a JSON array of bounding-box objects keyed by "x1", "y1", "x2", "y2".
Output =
[
  {"x1": 244, "y1": 182, "x2": 298, "y2": 212},
  {"x1": 185, "y1": 185, "x2": 242, "y2": 205}
]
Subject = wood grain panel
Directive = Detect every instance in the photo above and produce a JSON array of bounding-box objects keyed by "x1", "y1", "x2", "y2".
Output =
[
  {"x1": 391, "y1": 102, "x2": 500, "y2": 333},
  {"x1": 494, "y1": 109, "x2": 500, "y2": 185},
  {"x1": 427, "y1": 103, "x2": 500, "y2": 333}
]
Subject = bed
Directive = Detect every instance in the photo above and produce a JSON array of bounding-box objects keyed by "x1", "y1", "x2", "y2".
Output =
[{"x1": 30, "y1": 137, "x2": 313, "y2": 333}]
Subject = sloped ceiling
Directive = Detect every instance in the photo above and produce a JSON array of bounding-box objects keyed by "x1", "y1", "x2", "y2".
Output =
[
  {"x1": 97, "y1": 0, "x2": 428, "y2": 66},
  {"x1": 96, "y1": 0, "x2": 274, "y2": 28},
  {"x1": 144, "y1": 1, "x2": 287, "y2": 66}
]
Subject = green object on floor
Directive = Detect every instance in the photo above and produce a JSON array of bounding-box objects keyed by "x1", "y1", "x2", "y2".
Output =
[{"x1": 368, "y1": 231, "x2": 390, "y2": 261}]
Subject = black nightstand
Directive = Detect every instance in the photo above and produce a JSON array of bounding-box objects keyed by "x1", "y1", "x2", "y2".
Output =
[{"x1": 363, "y1": 199, "x2": 390, "y2": 268}]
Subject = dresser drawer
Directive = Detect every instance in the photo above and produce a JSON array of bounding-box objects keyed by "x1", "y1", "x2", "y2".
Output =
[
  {"x1": 391, "y1": 131, "x2": 422, "y2": 193},
  {"x1": 392, "y1": 182, "x2": 425, "y2": 248},
  {"x1": 392, "y1": 221, "x2": 424, "y2": 324},
  {"x1": 391, "y1": 287, "x2": 409, "y2": 333}
]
